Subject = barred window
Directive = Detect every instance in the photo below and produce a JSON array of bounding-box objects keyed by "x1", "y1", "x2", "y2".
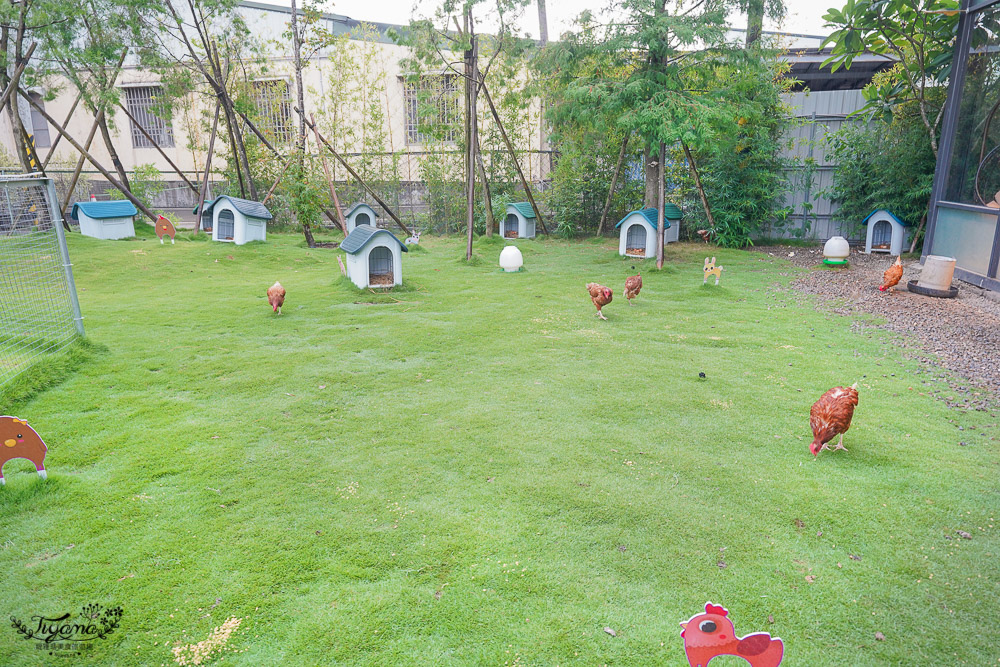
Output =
[
  {"x1": 27, "y1": 93, "x2": 51, "y2": 148},
  {"x1": 123, "y1": 86, "x2": 174, "y2": 148},
  {"x1": 251, "y1": 79, "x2": 294, "y2": 145},
  {"x1": 402, "y1": 75, "x2": 460, "y2": 145}
]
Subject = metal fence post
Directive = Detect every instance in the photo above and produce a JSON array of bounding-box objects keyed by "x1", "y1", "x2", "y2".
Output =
[{"x1": 45, "y1": 178, "x2": 85, "y2": 336}]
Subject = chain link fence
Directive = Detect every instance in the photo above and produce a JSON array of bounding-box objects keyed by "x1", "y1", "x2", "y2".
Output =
[{"x1": 0, "y1": 174, "x2": 85, "y2": 390}]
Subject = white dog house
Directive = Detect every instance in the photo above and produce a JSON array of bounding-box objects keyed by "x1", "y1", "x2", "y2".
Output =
[
  {"x1": 70, "y1": 200, "x2": 137, "y2": 240},
  {"x1": 341, "y1": 224, "x2": 408, "y2": 288},
  {"x1": 863, "y1": 209, "x2": 910, "y2": 255},
  {"x1": 345, "y1": 203, "x2": 379, "y2": 233},
  {"x1": 196, "y1": 196, "x2": 272, "y2": 245},
  {"x1": 616, "y1": 204, "x2": 682, "y2": 258},
  {"x1": 502, "y1": 202, "x2": 536, "y2": 239}
]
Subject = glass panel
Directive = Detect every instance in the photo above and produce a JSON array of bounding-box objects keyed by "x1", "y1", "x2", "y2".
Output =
[
  {"x1": 945, "y1": 6, "x2": 1000, "y2": 206},
  {"x1": 930, "y1": 205, "x2": 998, "y2": 276},
  {"x1": 28, "y1": 93, "x2": 50, "y2": 148}
]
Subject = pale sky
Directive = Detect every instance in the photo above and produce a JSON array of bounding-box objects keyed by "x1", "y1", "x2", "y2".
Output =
[{"x1": 292, "y1": 1, "x2": 835, "y2": 39}]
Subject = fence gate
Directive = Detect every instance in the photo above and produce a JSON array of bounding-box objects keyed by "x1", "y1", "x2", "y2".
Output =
[{"x1": 0, "y1": 174, "x2": 85, "y2": 389}]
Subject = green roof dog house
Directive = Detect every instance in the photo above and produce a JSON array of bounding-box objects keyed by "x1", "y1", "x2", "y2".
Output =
[
  {"x1": 195, "y1": 196, "x2": 272, "y2": 245},
  {"x1": 863, "y1": 210, "x2": 911, "y2": 255},
  {"x1": 71, "y1": 200, "x2": 137, "y2": 240},
  {"x1": 616, "y1": 205, "x2": 682, "y2": 258},
  {"x1": 503, "y1": 202, "x2": 536, "y2": 239},
  {"x1": 341, "y1": 224, "x2": 408, "y2": 288},
  {"x1": 345, "y1": 203, "x2": 379, "y2": 234}
]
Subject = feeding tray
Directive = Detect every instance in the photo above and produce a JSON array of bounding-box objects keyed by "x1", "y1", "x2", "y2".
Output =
[
  {"x1": 822, "y1": 258, "x2": 848, "y2": 266},
  {"x1": 907, "y1": 279, "x2": 957, "y2": 299}
]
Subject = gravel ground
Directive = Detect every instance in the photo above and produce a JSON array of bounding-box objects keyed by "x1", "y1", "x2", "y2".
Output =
[{"x1": 755, "y1": 245, "x2": 1000, "y2": 410}]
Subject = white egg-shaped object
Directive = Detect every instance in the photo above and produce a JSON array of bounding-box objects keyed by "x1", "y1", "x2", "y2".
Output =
[
  {"x1": 499, "y1": 245, "x2": 523, "y2": 272},
  {"x1": 823, "y1": 236, "x2": 850, "y2": 261}
]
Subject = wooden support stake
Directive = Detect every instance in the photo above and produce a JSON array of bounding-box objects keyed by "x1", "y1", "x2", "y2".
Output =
[
  {"x1": 298, "y1": 109, "x2": 411, "y2": 236},
  {"x1": 682, "y1": 141, "x2": 716, "y2": 230},
  {"x1": 61, "y1": 110, "x2": 104, "y2": 216},
  {"x1": 0, "y1": 42, "x2": 36, "y2": 115},
  {"x1": 116, "y1": 101, "x2": 199, "y2": 194},
  {"x1": 597, "y1": 135, "x2": 629, "y2": 236},
  {"x1": 42, "y1": 92, "x2": 81, "y2": 170},
  {"x1": 23, "y1": 88, "x2": 157, "y2": 221},
  {"x1": 475, "y1": 132, "x2": 494, "y2": 237},
  {"x1": 479, "y1": 79, "x2": 548, "y2": 235},
  {"x1": 194, "y1": 102, "x2": 221, "y2": 235},
  {"x1": 656, "y1": 142, "x2": 666, "y2": 270},
  {"x1": 262, "y1": 150, "x2": 297, "y2": 206},
  {"x1": 310, "y1": 113, "x2": 347, "y2": 234}
]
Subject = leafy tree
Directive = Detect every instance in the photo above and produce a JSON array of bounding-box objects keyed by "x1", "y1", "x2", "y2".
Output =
[{"x1": 822, "y1": 0, "x2": 959, "y2": 158}]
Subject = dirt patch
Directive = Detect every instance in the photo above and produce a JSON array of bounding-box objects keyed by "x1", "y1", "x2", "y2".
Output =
[
  {"x1": 312, "y1": 242, "x2": 340, "y2": 249},
  {"x1": 755, "y1": 245, "x2": 1000, "y2": 408},
  {"x1": 369, "y1": 272, "x2": 394, "y2": 287}
]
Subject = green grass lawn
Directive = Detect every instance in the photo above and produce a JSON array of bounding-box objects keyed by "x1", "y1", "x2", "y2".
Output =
[{"x1": 1, "y1": 231, "x2": 997, "y2": 665}]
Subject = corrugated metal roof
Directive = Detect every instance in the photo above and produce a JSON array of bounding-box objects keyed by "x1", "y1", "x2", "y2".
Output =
[
  {"x1": 195, "y1": 195, "x2": 273, "y2": 220},
  {"x1": 340, "y1": 224, "x2": 408, "y2": 254},
  {"x1": 345, "y1": 202, "x2": 379, "y2": 219},
  {"x1": 615, "y1": 206, "x2": 681, "y2": 229},
  {"x1": 507, "y1": 202, "x2": 536, "y2": 219},
  {"x1": 862, "y1": 209, "x2": 911, "y2": 227},
  {"x1": 70, "y1": 200, "x2": 138, "y2": 220}
]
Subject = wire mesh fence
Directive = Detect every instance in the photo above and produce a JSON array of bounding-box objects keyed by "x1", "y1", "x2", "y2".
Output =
[{"x1": 0, "y1": 174, "x2": 85, "y2": 390}]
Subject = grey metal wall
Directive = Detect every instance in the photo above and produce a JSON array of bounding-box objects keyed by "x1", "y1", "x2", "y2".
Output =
[{"x1": 777, "y1": 90, "x2": 867, "y2": 241}]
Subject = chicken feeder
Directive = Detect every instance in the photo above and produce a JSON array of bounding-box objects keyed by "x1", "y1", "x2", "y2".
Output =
[
  {"x1": 499, "y1": 246, "x2": 523, "y2": 272},
  {"x1": 909, "y1": 255, "x2": 958, "y2": 298},
  {"x1": 822, "y1": 236, "x2": 850, "y2": 265}
]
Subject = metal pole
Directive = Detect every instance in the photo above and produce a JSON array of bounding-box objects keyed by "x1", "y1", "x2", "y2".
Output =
[{"x1": 45, "y1": 178, "x2": 85, "y2": 336}]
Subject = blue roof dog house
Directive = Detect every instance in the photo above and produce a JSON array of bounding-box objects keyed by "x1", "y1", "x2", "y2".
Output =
[
  {"x1": 503, "y1": 202, "x2": 536, "y2": 239},
  {"x1": 195, "y1": 196, "x2": 272, "y2": 245},
  {"x1": 616, "y1": 205, "x2": 682, "y2": 258},
  {"x1": 863, "y1": 209, "x2": 911, "y2": 255},
  {"x1": 341, "y1": 224, "x2": 408, "y2": 288},
  {"x1": 71, "y1": 200, "x2": 137, "y2": 240},
  {"x1": 345, "y1": 203, "x2": 379, "y2": 234}
]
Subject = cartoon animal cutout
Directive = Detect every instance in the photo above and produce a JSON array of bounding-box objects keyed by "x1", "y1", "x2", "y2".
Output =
[
  {"x1": 703, "y1": 257, "x2": 723, "y2": 285},
  {"x1": 405, "y1": 230, "x2": 422, "y2": 245},
  {"x1": 156, "y1": 215, "x2": 176, "y2": 244},
  {"x1": 0, "y1": 416, "x2": 48, "y2": 485},
  {"x1": 680, "y1": 602, "x2": 783, "y2": 667}
]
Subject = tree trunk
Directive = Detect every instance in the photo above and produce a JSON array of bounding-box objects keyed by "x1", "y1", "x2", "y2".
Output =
[
  {"x1": 290, "y1": 0, "x2": 313, "y2": 247},
  {"x1": 464, "y1": 9, "x2": 478, "y2": 261},
  {"x1": 475, "y1": 133, "x2": 494, "y2": 237},
  {"x1": 643, "y1": 144, "x2": 658, "y2": 208},
  {"x1": 597, "y1": 135, "x2": 629, "y2": 236},
  {"x1": 194, "y1": 103, "x2": 221, "y2": 236},
  {"x1": 537, "y1": 0, "x2": 549, "y2": 45},
  {"x1": 746, "y1": 0, "x2": 764, "y2": 48},
  {"x1": 656, "y1": 142, "x2": 666, "y2": 269}
]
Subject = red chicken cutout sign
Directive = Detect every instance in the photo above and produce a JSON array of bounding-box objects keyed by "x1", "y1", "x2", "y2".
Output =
[
  {"x1": 680, "y1": 602, "x2": 783, "y2": 667},
  {"x1": 0, "y1": 416, "x2": 48, "y2": 485},
  {"x1": 156, "y1": 215, "x2": 176, "y2": 244}
]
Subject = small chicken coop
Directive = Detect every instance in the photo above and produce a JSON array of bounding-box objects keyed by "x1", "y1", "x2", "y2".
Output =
[
  {"x1": 616, "y1": 205, "x2": 682, "y2": 258},
  {"x1": 863, "y1": 209, "x2": 910, "y2": 255},
  {"x1": 341, "y1": 224, "x2": 408, "y2": 288},
  {"x1": 70, "y1": 200, "x2": 137, "y2": 240},
  {"x1": 502, "y1": 202, "x2": 536, "y2": 239},
  {"x1": 195, "y1": 195, "x2": 272, "y2": 245},
  {"x1": 344, "y1": 203, "x2": 379, "y2": 234}
]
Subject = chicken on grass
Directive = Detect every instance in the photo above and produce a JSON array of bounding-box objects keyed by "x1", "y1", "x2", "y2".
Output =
[
  {"x1": 586, "y1": 282, "x2": 613, "y2": 320},
  {"x1": 624, "y1": 273, "x2": 642, "y2": 305},
  {"x1": 267, "y1": 281, "x2": 286, "y2": 315},
  {"x1": 879, "y1": 256, "x2": 903, "y2": 293},
  {"x1": 809, "y1": 383, "x2": 859, "y2": 457}
]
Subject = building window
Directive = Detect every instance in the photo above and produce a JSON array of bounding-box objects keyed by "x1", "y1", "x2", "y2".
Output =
[
  {"x1": 28, "y1": 92, "x2": 51, "y2": 149},
  {"x1": 402, "y1": 75, "x2": 460, "y2": 145},
  {"x1": 251, "y1": 79, "x2": 294, "y2": 145},
  {"x1": 123, "y1": 86, "x2": 174, "y2": 148}
]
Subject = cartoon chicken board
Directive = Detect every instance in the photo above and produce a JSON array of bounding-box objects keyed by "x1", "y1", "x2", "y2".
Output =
[
  {"x1": 0, "y1": 416, "x2": 48, "y2": 485},
  {"x1": 156, "y1": 215, "x2": 176, "y2": 244},
  {"x1": 680, "y1": 602, "x2": 783, "y2": 667}
]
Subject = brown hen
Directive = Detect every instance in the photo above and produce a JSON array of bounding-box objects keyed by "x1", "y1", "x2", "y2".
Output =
[
  {"x1": 809, "y1": 383, "x2": 859, "y2": 457},
  {"x1": 624, "y1": 274, "x2": 642, "y2": 305},
  {"x1": 267, "y1": 281, "x2": 286, "y2": 315},
  {"x1": 586, "y1": 282, "x2": 613, "y2": 320},
  {"x1": 879, "y1": 256, "x2": 903, "y2": 293}
]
